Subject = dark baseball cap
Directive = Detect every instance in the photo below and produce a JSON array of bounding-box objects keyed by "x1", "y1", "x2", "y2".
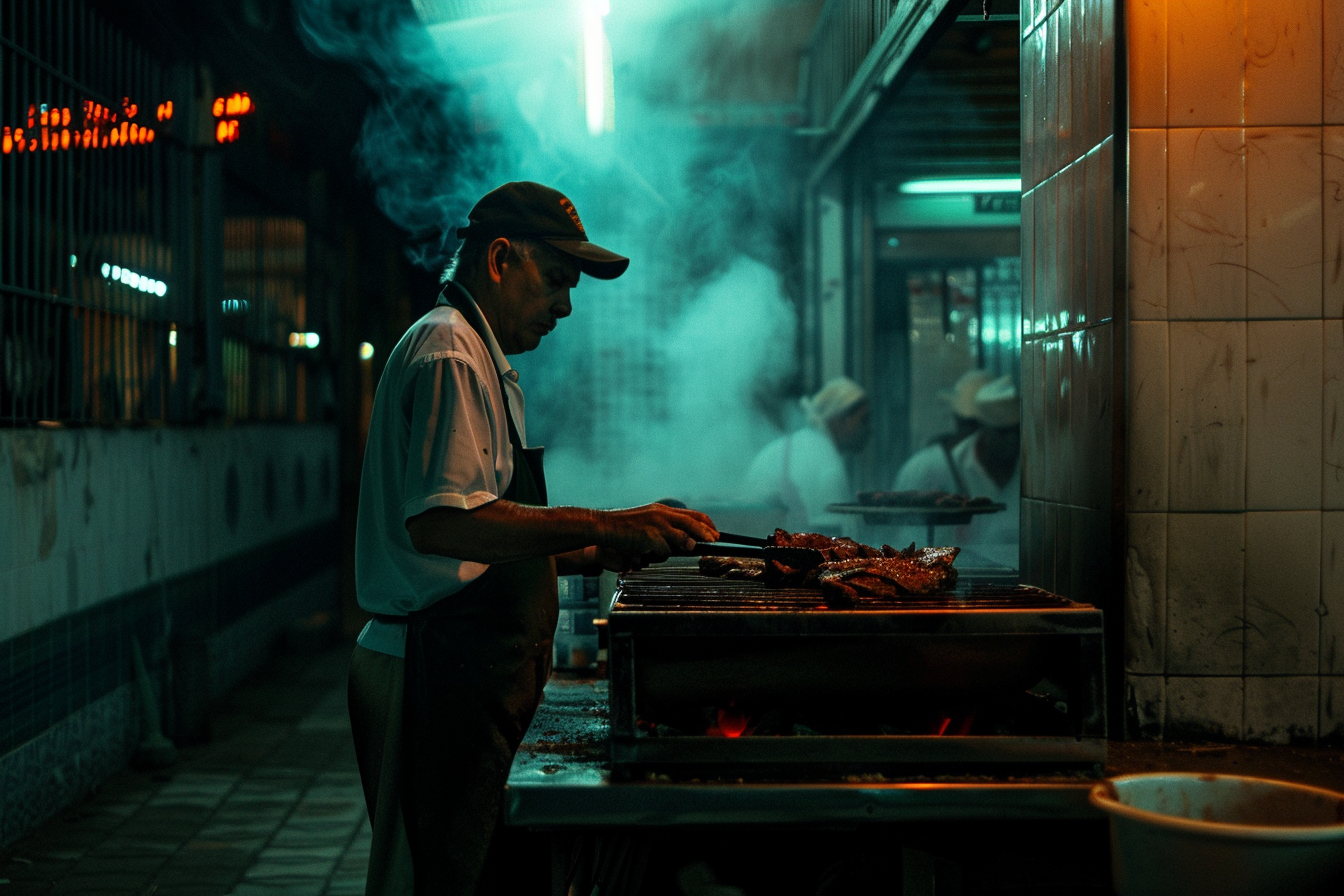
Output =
[{"x1": 456, "y1": 181, "x2": 630, "y2": 280}]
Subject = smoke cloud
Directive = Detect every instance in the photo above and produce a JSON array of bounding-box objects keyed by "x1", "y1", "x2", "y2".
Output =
[
  {"x1": 538, "y1": 256, "x2": 796, "y2": 507},
  {"x1": 295, "y1": 0, "x2": 810, "y2": 510}
]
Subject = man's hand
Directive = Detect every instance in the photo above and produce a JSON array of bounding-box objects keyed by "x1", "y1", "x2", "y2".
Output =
[
  {"x1": 406, "y1": 500, "x2": 717, "y2": 569},
  {"x1": 596, "y1": 504, "x2": 719, "y2": 568}
]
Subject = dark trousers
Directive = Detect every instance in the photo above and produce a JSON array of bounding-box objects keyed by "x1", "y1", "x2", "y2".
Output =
[{"x1": 348, "y1": 644, "x2": 553, "y2": 895}]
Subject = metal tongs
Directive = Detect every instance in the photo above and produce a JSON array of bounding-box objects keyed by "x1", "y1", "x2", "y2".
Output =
[
  {"x1": 689, "y1": 532, "x2": 827, "y2": 572},
  {"x1": 689, "y1": 531, "x2": 768, "y2": 558}
]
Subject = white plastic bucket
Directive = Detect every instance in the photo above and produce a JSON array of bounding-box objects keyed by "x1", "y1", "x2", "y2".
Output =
[{"x1": 1089, "y1": 773, "x2": 1344, "y2": 896}]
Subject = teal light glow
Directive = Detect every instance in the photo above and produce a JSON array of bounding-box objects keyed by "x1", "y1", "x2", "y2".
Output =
[{"x1": 898, "y1": 177, "x2": 1022, "y2": 195}]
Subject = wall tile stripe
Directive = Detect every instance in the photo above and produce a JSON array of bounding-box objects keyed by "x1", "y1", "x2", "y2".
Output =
[{"x1": 0, "y1": 522, "x2": 337, "y2": 758}]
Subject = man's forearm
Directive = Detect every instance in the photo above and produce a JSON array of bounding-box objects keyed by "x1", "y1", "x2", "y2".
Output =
[
  {"x1": 408, "y1": 499, "x2": 719, "y2": 570},
  {"x1": 406, "y1": 501, "x2": 607, "y2": 564},
  {"x1": 555, "y1": 546, "x2": 600, "y2": 576}
]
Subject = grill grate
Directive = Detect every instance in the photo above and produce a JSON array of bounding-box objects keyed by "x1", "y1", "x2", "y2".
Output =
[{"x1": 614, "y1": 567, "x2": 1079, "y2": 612}]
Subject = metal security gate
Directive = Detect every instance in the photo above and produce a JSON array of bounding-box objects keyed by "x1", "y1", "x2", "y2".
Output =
[{"x1": 0, "y1": 0, "x2": 185, "y2": 424}]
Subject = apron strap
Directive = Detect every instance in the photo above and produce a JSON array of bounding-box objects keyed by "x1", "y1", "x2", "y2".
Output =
[{"x1": 940, "y1": 439, "x2": 969, "y2": 497}]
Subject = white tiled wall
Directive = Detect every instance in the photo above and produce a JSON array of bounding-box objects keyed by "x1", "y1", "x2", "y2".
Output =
[
  {"x1": 1165, "y1": 513, "x2": 1243, "y2": 676},
  {"x1": 1020, "y1": 12, "x2": 1118, "y2": 489},
  {"x1": 1322, "y1": 512, "x2": 1344, "y2": 673},
  {"x1": 1124, "y1": 511, "x2": 1166, "y2": 674},
  {"x1": 1126, "y1": 321, "x2": 1168, "y2": 509},
  {"x1": 1244, "y1": 0, "x2": 1323, "y2": 127},
  {"x1": 1167, "y1": 0, "x2": 1244, "y2": 127},
  {"x1": 1245, "y1": 129, "x2": 1322, "y2": 318},
  {"x1": 0, "y1": 425, "x2": 338, "y2": 644},
  {"x1": 1246, "y1": 321, "x2": 1322, "y2": 509},
  {"x1": 1167, "y1": 321, "x2": 1246, "y2": 511},
  {"x1": 1166, "y1": 675, "x2": 1242, "y2": 740},
  {"x1": 1244, "y1": 511, "x2": 1320, "y2": 675},
  {"x1": 1021, "y1": 0, "x2": 1121, "y2": 726},
  {"x1": 1329, "y1": 4, "x2": 1344, "y2": 124},
  {"x1": 1127, "y1": 129, "x2": 1167, "y2": 319},
  {"x1": 1167, "y1": 128, "x2": 1246, "y2": 320},
  {"x1": 1121, "y1": 0, "x2": 1342, "y2": 742}
]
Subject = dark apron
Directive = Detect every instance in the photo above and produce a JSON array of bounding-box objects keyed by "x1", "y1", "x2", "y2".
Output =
[{"x1": 399, "y1": 367, "x2": 558, "y2": 894}]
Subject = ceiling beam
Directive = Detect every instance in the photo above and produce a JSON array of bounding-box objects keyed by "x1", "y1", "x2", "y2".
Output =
[{"x1": 804, "y1": 0, "x2": 957, "y2": 191}]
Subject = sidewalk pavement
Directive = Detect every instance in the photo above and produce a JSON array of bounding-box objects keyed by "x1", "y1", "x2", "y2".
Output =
[{"x1": 0, "y1": 641, "x2": 370, "y2": 896}]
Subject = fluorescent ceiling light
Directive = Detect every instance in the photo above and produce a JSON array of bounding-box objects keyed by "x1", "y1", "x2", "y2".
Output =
[
  {"x1": 583, "y1": 0, "x2": 610, "y2": 136},
  {"x1": 899, "y1": 177, "x2": 1022, "y2": 195}
]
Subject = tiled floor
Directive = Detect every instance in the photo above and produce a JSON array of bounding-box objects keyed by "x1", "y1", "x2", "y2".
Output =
[{"x1": 0, "y1": 642, "x2": 369, "y2": 896}]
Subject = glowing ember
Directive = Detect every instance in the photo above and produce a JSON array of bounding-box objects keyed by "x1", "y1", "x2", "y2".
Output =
[{"x1": 712, "y1": 702, "x2": 750, "y2": 738}]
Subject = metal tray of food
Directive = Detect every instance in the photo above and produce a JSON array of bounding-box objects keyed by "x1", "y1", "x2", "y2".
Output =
[{"x1": 827, "y1": 502, "x2": 1006, "y2": 526}]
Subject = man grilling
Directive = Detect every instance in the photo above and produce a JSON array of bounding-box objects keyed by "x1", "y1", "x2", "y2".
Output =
[{"x1": 348, "y1": 181, "x2": 719, "y2": 895}]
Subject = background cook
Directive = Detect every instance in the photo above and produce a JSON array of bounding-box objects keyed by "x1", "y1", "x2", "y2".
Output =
[{"x1": 742, "y1": 376, "x2": 871, "y2": 536}]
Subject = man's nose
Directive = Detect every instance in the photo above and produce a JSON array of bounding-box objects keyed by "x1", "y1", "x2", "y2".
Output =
[{"x1": 554, "y1": 290, "x2": 573, "y2": 318}]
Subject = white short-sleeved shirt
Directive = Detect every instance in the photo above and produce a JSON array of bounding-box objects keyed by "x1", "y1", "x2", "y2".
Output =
[
  {"x1": 354, "y1": 282, "x2": 527, "y2": 657},
  {"x1": 742, "y1": 426, "x2": 851, "y2": 535},
  {"x1": 890, "y1": 433, "x2": 1020, "y2": 566}
]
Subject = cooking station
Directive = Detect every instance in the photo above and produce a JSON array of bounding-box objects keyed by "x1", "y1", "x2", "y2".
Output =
[
  {"x1": 506, "y1": 560, "x2": 1112, "y2": 893},
  {"x1": 608, "y1": 566, "x2": 1105, "y2": 779}
]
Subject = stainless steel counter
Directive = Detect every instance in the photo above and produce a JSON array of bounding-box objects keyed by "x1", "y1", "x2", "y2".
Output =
[{"x1": 505, "y1": 676, "x2": 1101, "y2": 829}]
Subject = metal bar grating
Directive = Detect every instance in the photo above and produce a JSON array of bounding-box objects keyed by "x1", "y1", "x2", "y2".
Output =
[
  {"x1": 802, "y1": 0, "x2": 898, "y2": 130},
  {"x1": 615, "y1": 567, "x2": 1079, "y2": 611},
  {"x1": 0, "y1": 0, "x2": 316, "y2": 426},
  {"x1": 1, "y1": 0, "x2": 177, "y2": 425},
  {"x1": 221, "y1": 216, "x2": 308, "y2": 422}
]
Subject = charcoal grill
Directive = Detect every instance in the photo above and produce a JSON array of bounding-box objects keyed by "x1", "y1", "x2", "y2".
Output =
[{"x1": 607, "y1": 565, "x2": 1105, "y2": 779}]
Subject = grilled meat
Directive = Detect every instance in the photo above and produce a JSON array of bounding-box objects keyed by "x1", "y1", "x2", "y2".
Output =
[
  {"x1": 763, "y1": 529, "x2": 887, "y2": 585},
  {"x1": 766, "y1": 529, "x2": 884, "y2": 559},
  {"x1": 816, "y1": 546, "x2": 961, "y2": 606},
  {"x1": 698, "y1": 555, "x2": 766, "y2": 581},
  {"x1": 761, "y1": 530, "x2": 960, "y2": 593}
]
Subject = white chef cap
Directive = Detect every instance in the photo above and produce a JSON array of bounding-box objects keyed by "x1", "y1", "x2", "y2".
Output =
[
  {"x1": 801, "y1": 376, "x2": 867, "y2": 428},
  {"x1": 939, "y1": 369, "x2": 995, "y2": 419},
  {"x1": 973, "y1": 375, "x2": 1020, "y2": 427}
]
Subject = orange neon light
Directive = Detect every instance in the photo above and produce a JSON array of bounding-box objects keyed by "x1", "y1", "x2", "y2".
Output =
[
  {"x1": 215, "y1": 119, "x2": 241, "y2": 144},
  {"x1": 2, "y1": 95, "x2": 189, "y2": 155},
  {"x1": 212, "y1": 92, "x2": 255, "y2": 118}
]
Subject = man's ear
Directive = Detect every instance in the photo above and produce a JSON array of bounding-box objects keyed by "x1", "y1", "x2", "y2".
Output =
[{"x1": 485, "y1": 237, "x2": 512, "y2": 284}]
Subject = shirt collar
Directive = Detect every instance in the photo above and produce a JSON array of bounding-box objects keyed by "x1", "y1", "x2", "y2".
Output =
[{"x1": 437, "y1": 280, "x2": 520, "y2": 384}]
